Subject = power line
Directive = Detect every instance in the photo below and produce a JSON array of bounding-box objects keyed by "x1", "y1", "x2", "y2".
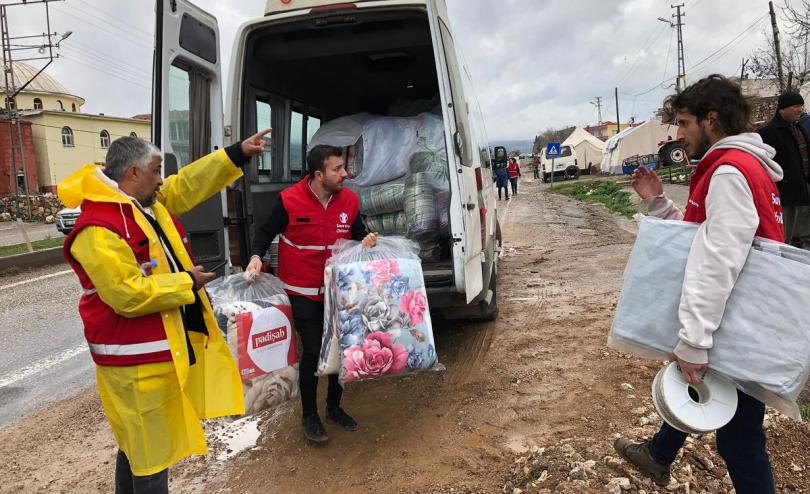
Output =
[
  {"x1": 50, "y1": 4, "x2": 151, "y2": 50},
  {"x1": 69, "y1": 0, "x2": 153, "y2": 39},
  {"x1": 62, "y1": 42, "x2": 150, "y2": 81},
  {"x1": 614, "y1": 22, "x2": 671, "y2": 87},
  {"x1": 687, "y1": 14, "x2": 768, "y2": 72},
  {"x1": 633, "y1": 13, "x2": 769, "y2": 97},
  {"x1": 59, "y1": 52, "x2": 151, "y2": 90}
]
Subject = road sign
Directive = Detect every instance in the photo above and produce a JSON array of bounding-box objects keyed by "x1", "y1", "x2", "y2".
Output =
[{"x1": 546, "y1": 142, "x2": 561, "y2": 157}]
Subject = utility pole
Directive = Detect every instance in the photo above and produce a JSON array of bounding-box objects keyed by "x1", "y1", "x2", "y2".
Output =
[
  {"x1": 740, "y1": 58, "x2": 749, "y2": 80},
  {"x1": 674, "y1": 4, "x2": 686, "y2": 90},
  {"x1": 659, "y1": 4, "x2": 686, "y2": 90},
  {"x1": 615, "y1": 87, "x2": 620, "y2": 136},
  {"x1": 769, "y1": 1, "x2": 784, "y2": 92},
  {"x1": 1, "y1": 0, "x2": 66, "y2": 219},
  {"x1": 591, "y1": 96, "x2": 603, "y2": 124}
]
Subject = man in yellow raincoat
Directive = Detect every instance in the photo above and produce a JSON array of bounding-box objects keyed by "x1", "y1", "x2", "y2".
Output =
[{"x1": 58, "y1": 129, "x2": 270, "y2": 493}]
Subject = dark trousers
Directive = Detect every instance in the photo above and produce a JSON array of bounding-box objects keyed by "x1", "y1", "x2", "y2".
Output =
[
  {"x1": 648, "y1": 390, "x2": 774, "y2": 494},
  {"x1": 533, "y1": 168, "x2": 540, "y2": 179},
  {"x1": 289, "y1": 295, "x2": 342, "y2": 417},
  {"x1": 509, "y1": 177, "x2": 518, "y2": 194},
  {"x1": 114, "y1": 450, "x2": 168, "y2": 494},
  {"x1": 497, "y1": 185, "x2": 509, "y2": 200}
]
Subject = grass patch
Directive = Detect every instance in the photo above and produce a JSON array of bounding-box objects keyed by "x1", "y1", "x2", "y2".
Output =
[
  {"x1": 0, "y1": 236, "x2": 64, "y2": 258},
  {"x1": 549, "y1": 180, "x2": 637, "y2": 218},
  {"x1": 802, "y1": 402, "x2": 810, "y2": 421}
]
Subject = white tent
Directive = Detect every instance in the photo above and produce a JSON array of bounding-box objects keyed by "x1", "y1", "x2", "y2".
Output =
[
  {"x1": 600, "y1": 119, "x2": 677, "y2": 175},
  {"x1": 562, "y1": 127, "x2": 605, "y2": 172}
]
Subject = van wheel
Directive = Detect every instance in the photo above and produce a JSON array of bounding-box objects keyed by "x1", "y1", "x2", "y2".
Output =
[{"x1": 565, "y1": 166, "x2": 580, "y2": 180}]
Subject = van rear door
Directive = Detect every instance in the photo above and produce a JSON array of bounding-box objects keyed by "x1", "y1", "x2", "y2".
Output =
[
  {"x1": 152, "y1": 0, "x2": 227, "y2": 269},
  {"x1": 429, "y1": 6, "x2": 484, "y2": 303}
]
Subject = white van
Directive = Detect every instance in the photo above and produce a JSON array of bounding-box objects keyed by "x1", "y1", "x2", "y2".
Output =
[
  {"x1": 540, "y1": 144, "x2": 585, "y2": 182},
  {"x1": 152, "y1": 0, "x2": 500, "y2": 319}
]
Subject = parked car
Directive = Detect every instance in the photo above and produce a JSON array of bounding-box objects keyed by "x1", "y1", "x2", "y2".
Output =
[{"x1": 55, "y1": 206, "x2": 81, "y2": 235}]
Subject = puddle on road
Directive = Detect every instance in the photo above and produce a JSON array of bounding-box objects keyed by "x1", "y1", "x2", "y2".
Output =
[{"x1": 213, "y1": 415, "x2": 262, "y2": 462}]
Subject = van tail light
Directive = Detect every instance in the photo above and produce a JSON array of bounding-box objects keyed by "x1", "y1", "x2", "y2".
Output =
[
  {"x1": 475, "y1": 167, "x2": 483, "y2": 191},
  {"x1": 311, "y1": 3, "x2": 356, "y2": 13}
]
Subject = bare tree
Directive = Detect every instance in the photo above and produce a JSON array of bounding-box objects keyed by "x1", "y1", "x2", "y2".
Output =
[
  {"x1": 749, "y1": 2, "x2": 810, "y2": 92},
  {"x1": 532, "y1": 126, "x2": 575, "y2": 154}
]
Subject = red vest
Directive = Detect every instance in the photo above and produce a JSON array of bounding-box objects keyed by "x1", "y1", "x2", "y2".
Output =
[
  {"x1": 63, "y1": 201, "x2": 195, "y2": 366},
  {"x1": 277, "y1": 179, "x2": 359, "y2": 301},
  {"x1": 684, "y1": 148, "x2": 785, "y2": 242},
  {"x1": 508, "y1": 162, "x2": 520, "y2": 178}
]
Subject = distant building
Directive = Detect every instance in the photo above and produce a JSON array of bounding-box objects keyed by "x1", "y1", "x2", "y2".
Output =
[
  {"x1": 1, "y1": 62, "x2": 151, "y2": 193},
  {"x1": 584, "y1": 121, "x2": 639, "y2": 141}
]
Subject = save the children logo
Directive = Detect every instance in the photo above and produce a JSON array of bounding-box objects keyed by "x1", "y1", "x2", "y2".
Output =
[{"x1": 339, "y1": 212, "x2": 348, "y2": 224}]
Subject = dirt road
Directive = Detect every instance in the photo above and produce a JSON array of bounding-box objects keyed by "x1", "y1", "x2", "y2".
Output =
[{"x1": 1, "y1": 177, "x2": 807, "y2": 493}]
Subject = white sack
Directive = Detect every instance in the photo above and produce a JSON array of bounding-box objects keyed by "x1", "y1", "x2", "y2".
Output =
[{"x1": 609, "y1": 217, "x2": 810, "y2": 419}]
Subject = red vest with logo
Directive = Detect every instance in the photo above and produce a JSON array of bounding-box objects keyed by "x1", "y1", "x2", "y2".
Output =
[
  {"x1": 683, "y1": 148, "x2": 784, "y2": 242},
  {"x1": 508, "y1": 162, "x2": 520, "y2": 178},
  {"x1": 63, "y1": 201, "x2": 195, "y2": 366},
  {"x1": 277, "y1": 179, "x2": 359, "y2": 301}
]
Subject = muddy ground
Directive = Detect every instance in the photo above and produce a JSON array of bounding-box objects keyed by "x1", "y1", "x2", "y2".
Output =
[{"x1": 0, "y1": 177, "x2": 808, "y2": 493}]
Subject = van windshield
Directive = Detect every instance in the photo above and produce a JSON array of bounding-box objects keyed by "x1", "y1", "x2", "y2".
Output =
[{"x1": 545, "y1": 145, "x2": 572, "y2": 158}]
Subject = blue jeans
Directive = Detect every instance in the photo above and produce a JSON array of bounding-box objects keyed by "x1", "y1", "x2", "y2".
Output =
[{"x1": 648, "y1": 390, "x2": 774, "y2": 494}]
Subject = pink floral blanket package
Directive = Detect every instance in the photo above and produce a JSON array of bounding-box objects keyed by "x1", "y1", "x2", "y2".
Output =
[{"x1": 318, "y1": 237, "x2": 441, "y2": 385}]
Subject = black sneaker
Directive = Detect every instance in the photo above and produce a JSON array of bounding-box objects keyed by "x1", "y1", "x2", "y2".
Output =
[
  {"x1": 326, "y1": 407, "x2": 358, "y2": 431},
  {"x1": 302, "y1": 414, "x2": 329, "y2": 443}
]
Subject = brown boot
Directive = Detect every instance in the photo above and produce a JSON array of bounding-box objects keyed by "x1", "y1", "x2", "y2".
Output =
[{"x1": 613, "y1": 437, "x2": 671, "y2": 486}]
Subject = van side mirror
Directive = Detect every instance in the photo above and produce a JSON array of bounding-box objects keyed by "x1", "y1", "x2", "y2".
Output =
[{"x1": 493, "y1": 146, "x2": 508, "y2": 166}]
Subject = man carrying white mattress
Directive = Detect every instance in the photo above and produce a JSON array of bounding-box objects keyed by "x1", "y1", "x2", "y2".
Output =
[{"x1": 613, "y1": 75, "x2": 784, "y2": 494}]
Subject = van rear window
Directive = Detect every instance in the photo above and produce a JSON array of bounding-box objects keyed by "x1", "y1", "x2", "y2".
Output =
[{"x1": 545, "y1": 145, "x2": 572, "y2": 158}]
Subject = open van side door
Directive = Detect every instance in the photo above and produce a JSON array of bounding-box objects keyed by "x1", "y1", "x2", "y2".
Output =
[
  {"x1": 153, "y1": 0, "x2": 227, "y2": 269},
  {"x1": 429, "y1": 7, "x2": 484, "y2": 303}
]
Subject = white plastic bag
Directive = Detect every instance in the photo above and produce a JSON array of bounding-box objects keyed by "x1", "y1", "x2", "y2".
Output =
[
  {"x1": 346, "y1": 116, "x2": 419, "y2": 188},
  {"x1": 208, "y1": 274, "x2": 299, "y2": 416},
  {"x1": 609, "y1": 217, "x2": 810, "y2": 419}
]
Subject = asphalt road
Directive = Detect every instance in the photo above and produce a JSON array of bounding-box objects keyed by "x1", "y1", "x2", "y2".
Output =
[{"x1": 0, "y1": 263, "x2": 93, "y2": 426}]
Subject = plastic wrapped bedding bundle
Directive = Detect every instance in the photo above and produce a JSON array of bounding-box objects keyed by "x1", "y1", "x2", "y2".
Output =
[
  {"x1": 364, "y1": 211, "x2": 408, "y2": 236},
  {"x1": 436, "y1": 190, "x2": 451, "y2": 232},
  {"x1": 358, "y1": 180, "x2": 406, "y2": 216},
  {"x1": 317, "y1": 236, "x2": 443, "y2": 384},
  {"x1": 418, "y1": 239, "x2": 443, "y2": 263},
  {"x1": 608, "y1": 216, "x2": 810, "y2": 419},
  {"x1": 404, "y1": 172, "x2": 439, "y2": 238},
  {"x1": 307, "y1": 113, "x2": 374, "y2": 150},
  {"x1": 207, "y1": 274, "x2": 299, "y2": 416},
  {"x1": 346, "y1": 116, "x2": 419, "y2": 188}
]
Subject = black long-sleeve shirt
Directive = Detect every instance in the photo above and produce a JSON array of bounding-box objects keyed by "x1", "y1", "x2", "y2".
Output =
[{"x1": 250, "y1": 193, "x2": 368, "y2": 259}]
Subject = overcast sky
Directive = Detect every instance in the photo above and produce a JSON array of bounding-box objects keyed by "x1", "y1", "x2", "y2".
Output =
[{"x1": 2, "y1": 0, "x2": 794, "y2": 141}]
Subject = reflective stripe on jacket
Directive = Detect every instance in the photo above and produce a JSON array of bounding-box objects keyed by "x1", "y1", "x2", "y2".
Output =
[{"x1": 276, "y1": 178, "x2": 359, "y2": 301}]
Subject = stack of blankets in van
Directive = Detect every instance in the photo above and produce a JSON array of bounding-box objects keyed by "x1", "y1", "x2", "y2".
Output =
[{"x1": 309, "y1": 112, "x2": 451, "y2": 262}]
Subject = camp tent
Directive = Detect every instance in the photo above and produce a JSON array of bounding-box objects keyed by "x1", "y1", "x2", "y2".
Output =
[
  {"x1": 562, "y1": 127, "x2": 605, "y2": 173},
  {"x1": 600, "y1": 118, "x2": 676, "y2": 174}
]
